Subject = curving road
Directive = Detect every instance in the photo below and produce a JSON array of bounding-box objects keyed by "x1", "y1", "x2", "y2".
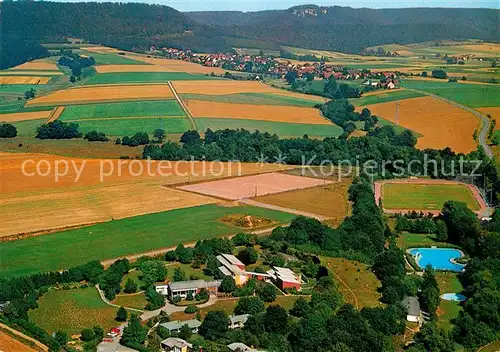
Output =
[{"x1": 405, "y1": 88, "x2": 494, "y2": 159}]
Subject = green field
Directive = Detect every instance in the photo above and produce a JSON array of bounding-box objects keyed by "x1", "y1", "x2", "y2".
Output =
[
  {"x1": 0, "y1": 103, "x2": 54, "y2": 114},
  {"x1": 79, "y1": 50, "x2": 145, "y2": 65},
  {"x1": 85, "y1": 72, "x2": 218, "y2": 85},
  {"x1": 59, "y1": 100, "x2": 185, "y2": 121},
  {"x1": 0, "y1": 204, "x2": 295, "y2": 277},
  {"x1": 0, "y1": 85, "x2": 45, "y2": 94},
  {"x1": 29, "y1": 287, "x2": 119, "y2": 334},
  {"x1": 7, "y1": 118, "x2": 46, "y2": 136},
  {"x1": 180, "y1": 92, "x2": 320, "y2": 108},
  {"x1": 396, "y1": 233, "x2": 456, "y2": 250},
  {"x1": 401, "y1": 80, "x2": 500, "y2": 107},
  {"x1": 195, "y1": 118, "x2": 343, "y2": 138},
  {"x1": 75, "y1": 117, "x2": 191, "y2": 136},
  {"x1": 352, "y1": 90, "x2": 425, "y2": 106},
  {"x1": 383, "y1": 183, "x2": 480, "y2": 211}
]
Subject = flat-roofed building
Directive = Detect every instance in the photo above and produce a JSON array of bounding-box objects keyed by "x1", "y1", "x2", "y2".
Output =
[
  {"x1": 161, "y1": 337, "x2": 192, "y2": 352},
  {"x1": 160, "y1": 320, "x2": 202, "y2": 334},
  {"x1": 155, "y1": 280, "x2": 220, "y2": 299},
  {"x1": 228, "y1": 314, "x2": 250, "y2": 329},
  {"x1": 217, "y1": 254, "x2": 249, "y2": 286}
]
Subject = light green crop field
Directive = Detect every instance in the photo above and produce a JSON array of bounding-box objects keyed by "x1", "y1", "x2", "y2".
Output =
[
  {"x1": 180, "y1": 92, "x2": 320, "y2": 108},
  {"x1": 59, "y1": 100, "x2": 185, "y2": 121},
  {"x1": 401, "y1": 80, "x2": 500, "y2": 107},
  {"x1": 79, "y1": 50, "x2": 145, "y2": 65},
  {"x1": 29, "y1": 287, "x2": 119, "y2": 334},
  {"x1": 195, "y1": 118, "x2": 343, "y2": 138},
  {"x1": 85, "y1": 72, "x2": 218, "y2": 85},
  {"x1": 383, "y1": 183, "x2": 480, "y2": 211},
  {"x1": 0, "y1": 104, "x2": 54, "y2": 114},
  {"x1": 0, "y1": 204, "x2": 295, "y2": 277},
  {"x1": 6, "y1": 118, "x2": 46, "y2": 136},
  {"x1": 352, "y1": 90, "x2": 425, "y2": 106},
  {"x1": 75, "y1": 117, "x2": 190, "y2": 136}
]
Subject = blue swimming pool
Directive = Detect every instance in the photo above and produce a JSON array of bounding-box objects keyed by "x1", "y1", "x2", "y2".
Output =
[
  {"x1": 408, "y1": 248, "x2": 465, "y2": 272},
  {"x1": 441, "y1": 293, "x2": 467, "y2": 302}
]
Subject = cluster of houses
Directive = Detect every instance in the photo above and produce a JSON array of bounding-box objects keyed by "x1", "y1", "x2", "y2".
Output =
[
  {"x1": 161, "y1": 337, "x2": 262, "y2": 352},
  {"x1": 145, "y1": 46, "x2": 400, "y2": 86}
]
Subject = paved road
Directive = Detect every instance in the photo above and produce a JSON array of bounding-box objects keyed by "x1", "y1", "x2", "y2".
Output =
[{"x1": 406, "y1": 88, "x2": 494, "y2": 159}]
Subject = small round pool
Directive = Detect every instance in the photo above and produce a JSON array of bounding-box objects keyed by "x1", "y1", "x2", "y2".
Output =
[
  {"x1": 408, "y1": 247, "x2": 465, "y2": 272},
  {"x1": 441, "y1": 293, "x2": 467, "y2": 302}
]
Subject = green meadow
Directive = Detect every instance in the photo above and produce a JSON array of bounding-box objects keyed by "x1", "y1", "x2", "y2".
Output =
[
  {"x1": 85, "y1": 72, "x2": 218, "y2": 85},
  {"x1": 180, "y1": 92, "x2": 320, "y2": 107},
  {"x1": 75, "y1": 117, "x2": 190, "y2": 136}
]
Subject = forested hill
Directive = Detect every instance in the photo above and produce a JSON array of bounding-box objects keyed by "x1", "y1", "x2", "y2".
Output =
[{"x1": 187, "y1": 5, "x2": 499, "y2": 53}]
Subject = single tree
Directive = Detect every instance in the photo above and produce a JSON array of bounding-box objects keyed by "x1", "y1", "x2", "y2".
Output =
[
  {"x1": 220, "y1": 276, "x2": 236, "y2": 293},
  {"x1": 199, "y1": 311, "x2": 229, "y2": 340},
  {"x1": 116, "y1": 306, "x2": 128, "y2": 322},
  {"x1": 124, "y1": 278, "x2": 138, "y2": 293}
]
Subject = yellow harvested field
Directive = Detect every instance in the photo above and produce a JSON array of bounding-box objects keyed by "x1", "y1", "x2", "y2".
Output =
[
  {"x1": 0, "y1": 331, "x2": 38, "y2": 352},
  {"x1": 47, "y1": 106, "x2": 65, "y2": 123},
  {"x1": 0, "y1": 76, "x2": 51, "y2": 84},
  {"x1": 95, "y1": 65, "x2": 174, "y2": 73},
  {"x1": 461, "y1": 43, "x2": 500, "y2": 55},
  {"x1": 84, "y1": 46, "x2": 122, "y2": 53},
  {"x1": 362, "y1": 88, "x2": 404, "y2": 96},
  {"x1": 126, "y1": 55, "x2": 228, "y2": 74},
  {"x1": 173, "y1": 80, "x2": 327, "y2": 102},
  {"x1": 0, "y1": 152, "x2": 289, "y2": 237},
  {"x1": 11, "y1": 61, "x2": 59, "y2": 71},
  {"x1": 478, "y1": 107, "x2": 500, "y2": 130},
  {"x1": 1, "y1": 70, "x2": 63, "y2": 76},
  {"x1": 0, "y1": 110, "x2": 52, "y2": 123},
  {"x1": 26, "y1": 84, "x2": 174, "y2": 106},
  {"x1": 361, "y1": 96, "x2": 478, "y2": 153},
  {"x1": 185, "y1": 100, "x2": 330, "y2": 124}
]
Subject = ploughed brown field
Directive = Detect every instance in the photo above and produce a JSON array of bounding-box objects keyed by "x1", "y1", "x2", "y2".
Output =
[{"x1": 25, "y1": 84, "x2": 174, "y2": 106}]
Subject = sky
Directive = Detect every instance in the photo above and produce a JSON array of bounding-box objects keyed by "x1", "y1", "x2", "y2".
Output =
[{"x1": 53, "y1": 0, "x2": 500, "y2": 11}]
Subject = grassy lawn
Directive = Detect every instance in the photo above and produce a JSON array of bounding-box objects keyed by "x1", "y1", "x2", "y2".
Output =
[
  {"x1": 401, "y1": 80, "x2": 500, "y2": 107},
  {"x1": 112, "y1": 293, "x2": 148, "y2": 310},
  {"x1": 0, "y1": 204, "x2": 295, "y2": 277},
  {"x1": 435, "y1": 273, "x2": 464, "y2": 332},
  {"x1": 166, "y1": 263, "x2": 213, "y2": 282},
  {"x1": 85, "y1": 72, "x2": 217, "y2": 85},
  {"x1": 121, "y1": 270, "x2": 145, "y2": 289},
  {"x1": 396, "y1": 232, "x2": 456, "y2": 250},
  {"x1": 351, "y1": 90, "x2": 424, "y2": 106},
  {"x1": 321, "y1": 256, "x2": 382, "y2": 308},
  {"x1": 383, "y1": 183, "x2": 480, "y2": 211},
  {"x1": 74, "y1": 117, "x2": 191, "y2": 136},
  {"x1": 179, "y1": 92, "x2": 320, "y2": 108},
  {"x1": 195, "y1": 118, "x2": 343, "y2": 138},
  {"x1": 59, "y1": 100, "x2": 185, "y2": 121},
  {"x1": 29, "y1": 287, "x2": 119, "y2": 335}
]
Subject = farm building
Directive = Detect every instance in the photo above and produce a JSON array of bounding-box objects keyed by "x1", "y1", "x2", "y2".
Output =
[
  {"x1": 217, "y1": 254, "x2": 251, "y2": 285},
  {"x1": 160, "y1": 320, "x2": 202, "y2": 334},
  {"x1": 267, "y1": 267, "x2": 302, "y2": 291},
  {"x1": 228, "y1": 314, "x2": 250, "y2": 329},
  {"x1": 161, "y1": 337, "x2": 192, "y2": 352},
  {"x1": 401, "y1": 296, "x2": 422, "y2": 324},
  {"x1": 155, "y1": 280, "x2": 221, "y2": 299}
]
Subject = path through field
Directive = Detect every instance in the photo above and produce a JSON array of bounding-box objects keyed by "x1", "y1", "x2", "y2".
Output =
[
  {"x1": 241, "y1": 199, "x2": 330, "y2": 221},
  {"x1": 168, "y1": 80, "x2": 197, "y2": 130}
]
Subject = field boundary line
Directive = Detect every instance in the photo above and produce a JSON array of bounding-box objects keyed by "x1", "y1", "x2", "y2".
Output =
[
  {"x1": 240, "y1": 199, "x2": 330, "y2": 221},
  {"x1": 168, "y1": 80, "x2": 197, "y2": 130}
]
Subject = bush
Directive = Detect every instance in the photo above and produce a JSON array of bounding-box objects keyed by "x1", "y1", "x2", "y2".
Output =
[
  {"x1": 80, "y1": 328, "x2": 95, "y2": 342},
  {"x1": 220, "y1": 276, "x2": 236, "y2": 293},
  {"x1": 184, "y1": 305, "x2": 197, "y2": 314},
  {"x1": 186, "y1": 292, "x2": 194, "y2": 301},
  {"x1": 432, "y1": 69, "x2": 447, "y2": 79},
  {"x1": 84, "y1": 130, "x2": 109, "y2": 142},
  {"x1": 0, "y1": 123, "x2": 17, "y2": 138}
]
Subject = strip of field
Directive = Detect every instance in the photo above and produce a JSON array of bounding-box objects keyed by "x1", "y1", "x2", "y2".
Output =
[
  {"x1": 95, "y1": 64, "x2": 178, "y2": 73},
  {"x1": 26, "y1": 84, "x2": 174, "y2": 106},
  {"x1": 254, "y1": 180, "x2": 351, "y2": 221},
  {"x1": 1, "y1": 70, "x2": 63, "y2": 76},
  {"x1": 375, "y1": 179, "x2": 484, "y2": 213},
  {"x1": 75, "y1": 117, "x2": 190, "y2": 136},
  {"x1": 195, "y1": 118, "x2": 343, "y2": 137},
  {"x1": 351, "y1": 89, "x2": 425, "y2": 106},
  {"x1": 0, "y1": 204, "x2": 295, "y2": 277},
  {"x1": 361, "y1": 96, "x2": 479, "y2": 153},
  {"x1": 477, "y1": 107, "x2": 500, "y2": 130},
  {"x1": 172, "y1": 80, "x2": 327, "y2": 102},
  {"x1": 126, "y1": 55, "x2": 227, "y2": 74},
  {"x1": 178, "y1": 172, "x2": 332, "y2": 200},
  {"x1": 0, "y1": 330, "x2": 38, "y2": 352},
  {"x1": 180, "y1": 92, "x2": 320, "y2": 107},
  {"x1": 85, "y1": 72, "x2": 217, "y2": 85},
  {"x1": 186, "y1": 100, "x2": 330, "y2": 125},
  {"x1": 0, "y1": 76, "x2": 51, "y2": 84},
  {"x1": 59, "y1": 100, "x2": 185, "y2": 121},
  {"x1": 401, "y1": 80, "x2": 500, "y2": 108},
  {"x1": 78, "y1": 50, "x2": 145, "y2": 65},
  {"x1": 0, "y1": 110, "x2": 52, "y2": 122},
  {"x1": 10, "y1": 61, "x2": 59, "y2": 71}
]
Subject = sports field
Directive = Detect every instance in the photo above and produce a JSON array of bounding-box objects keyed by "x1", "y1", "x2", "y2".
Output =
[
  {"x1": 186, "y1": 100, "x2": 330, "y2": 125},
  {"x1": 29, "y1": 287, "x2": 119, "y2": 335},
  {"x1": 26, "y1": 84, "x2": 174, "y2": 106},
  {"x1": 380, "y1": 182, "x2": 481, "y2": 211},
  {"x1": 195, "y1": 118, "x2": 343, "y2": 138},
  {"x1": 361, "y1": 96, "x2": 479, "y2": 153},
  {"x1": 59, "y1": 100, "x2": 185, "y2": 121},
  {"x1": 0, "y1": 204, "x2": 295, "y2": 277},
  {"x1": 85, "y1": 72, "x2": 216, "y2": 85}
]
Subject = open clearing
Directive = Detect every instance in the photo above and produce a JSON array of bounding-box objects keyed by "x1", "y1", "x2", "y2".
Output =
[
  {"x1": 173, "y1": 80, "x2": 327, "y2": 102},
  {"x1": 254, "y1": 180, "x2": 351, "y2": 224},
  {"x1": 29, "y1": 287, "x2": 119, "y2": 335},
  {"x1": 361, "y1": 96, "x2": 479, "y2": 153},
  {"x1": 0, "y1": 110, "x2": 52, "y2": 122},
  {"x1": 178, "y1": 172, "x2": 332, "y2": 200},
  {"x1": 375, "y1": 179, "x2": 483, "y2": 212},
  {"x1": 0, "y1": 76, "x2": 51, "y2": 84},
  {"x1": 185, "y1": 100, "x2": 330, "y2": 125},
  {"x1": 59, "y1": 100, "x2": 185, "y2": 121},
  {"x1": 0, "y1": 204, "x2": 295, "y2": 277},
  {"x1": 0, "y1": 331, "x2": 38, "y2": 352},
  {"x1": 194, "y1": 118, "x2": 343, "y2": 138},
  {"x1": 26, "y1": 84, "x2": 174, "y2": 106}
]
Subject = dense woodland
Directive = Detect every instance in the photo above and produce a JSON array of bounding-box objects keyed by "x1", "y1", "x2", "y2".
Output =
[{"x1": 2, "y1": 2, "x2": 498, "y2": 68}]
